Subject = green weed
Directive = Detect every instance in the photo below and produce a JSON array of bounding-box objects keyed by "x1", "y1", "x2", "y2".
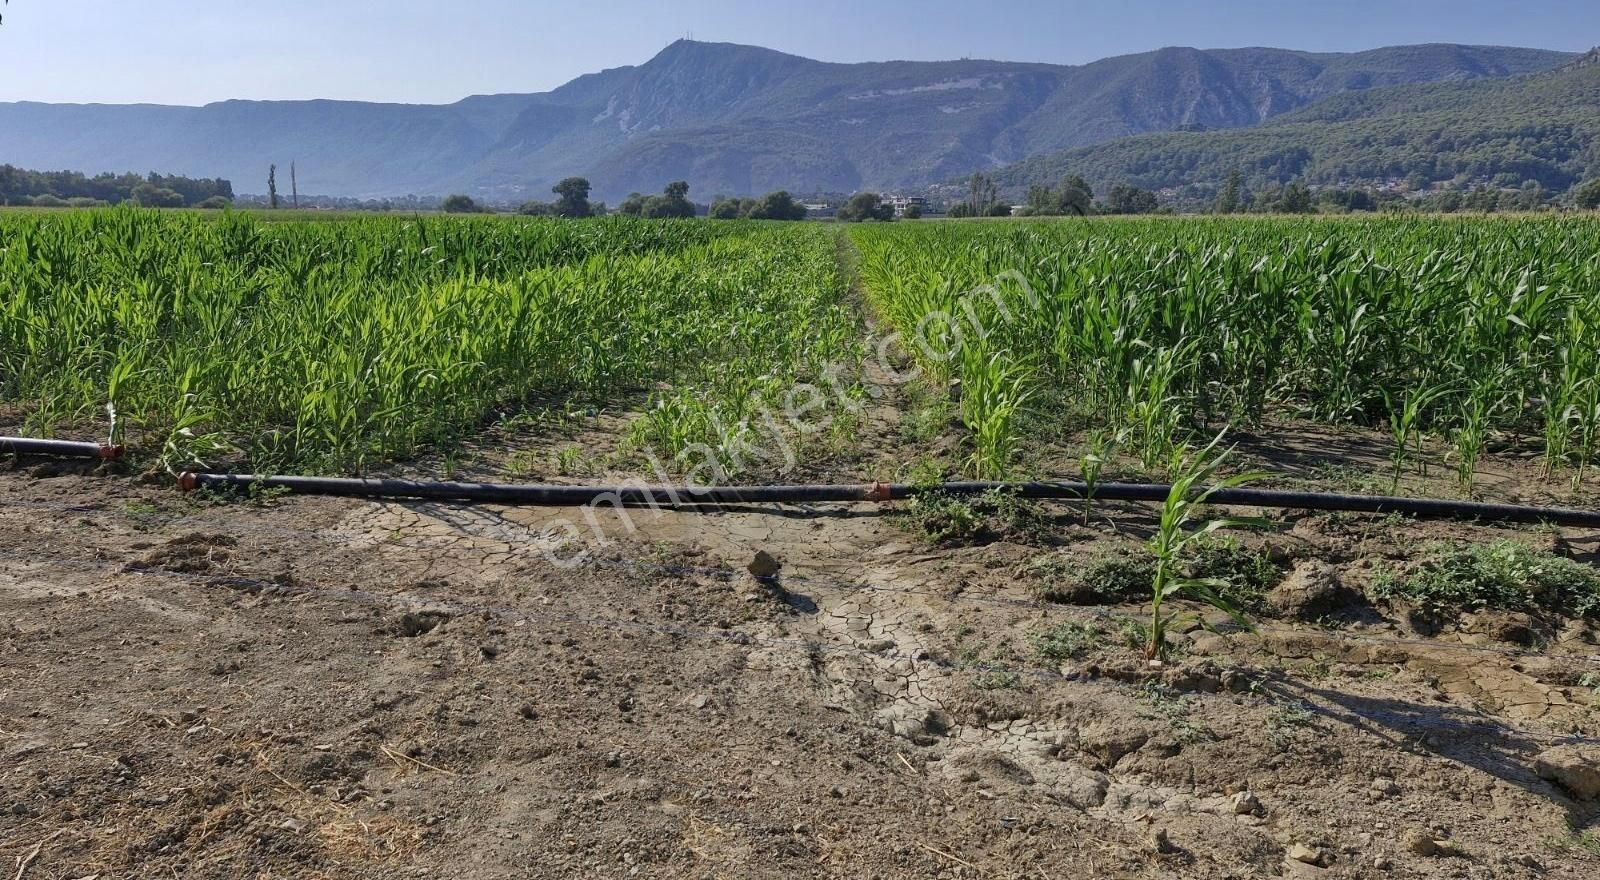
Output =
[
  {"x1": 1265, "y1": 702, "x2": 1318, "y2": 751},
  {"x1": 1371, "y1": 540, "x2": 1600, "y2": 619},
  {"x1": 1138, "y1": 681, "x2": 1211, "y2": 744},
  {"x1": 1028, "y1": 622, "x2": 1104, "y2": 662}
]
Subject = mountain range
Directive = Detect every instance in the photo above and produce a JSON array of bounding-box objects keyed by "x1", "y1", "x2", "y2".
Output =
[
  {"x1": 0, "y1": 40, "x2": 1577, "y2": 201},
  {"x1": 989, "y1": 47, "x2": 1600, "y2": 199}
]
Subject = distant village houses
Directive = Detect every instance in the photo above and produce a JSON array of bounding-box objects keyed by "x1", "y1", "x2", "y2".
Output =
[{"x1": 880, "y1": 194, "x2": 927, "y2": 216}]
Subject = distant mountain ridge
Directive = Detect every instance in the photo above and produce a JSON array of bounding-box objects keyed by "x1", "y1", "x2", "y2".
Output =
[
  {"x1": 986, "y1": 47, "x2": 1600, "y2": 199},
  {"x1": 0, "y1": 40, "x2": 1575, "y2": 201}
]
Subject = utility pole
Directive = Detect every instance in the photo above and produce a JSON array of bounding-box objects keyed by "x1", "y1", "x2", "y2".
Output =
[{"x1": 291, "y1": 162, "x2": 299, "y2": 209}]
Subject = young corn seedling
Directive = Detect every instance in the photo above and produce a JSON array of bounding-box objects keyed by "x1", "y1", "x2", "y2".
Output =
[
  {"x1": 1572, "y1": 387, "x2": 1600, "y2": 489},
  {"x1": 1122, "y1": 341, "x2": 1196, "y2": 476},
  {"x1": 1452, "y1": 378, "x2": 1505, "y2": 494},
  {"x1": 1383, "y1": 380, "x2": 1453, "y2": 494},
  {"x1": 1077, "y1": 427, "x2": 1126, "y2": 525},
  {"x1": 959, "y1": 347, "x2": 1033, "y2": 479},
  {"x1": 1538, "y1": 341, "x2": 1588, "y2": 477},
  {"x1": 1144, "y1": 432, "x2": 1270, "y2": 662}
]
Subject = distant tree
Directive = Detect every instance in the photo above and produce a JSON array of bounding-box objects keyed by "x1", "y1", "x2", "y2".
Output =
[
  {"x1": 1105, "y1": 183, "x2": 1158, "y2": 214},
  {"x1": 518, "y1": 200, "x2": 556, "y2": 216},
  {"x1": 903, "y1": 203, "x2": 922, "y2": 219},
  {"x1": 612, "y1": 183, "x2": 698, "y2": 218},
  {"x1": 986, "y1": 201, "x2": 1014, "y2": 217},
  {"x1": 1510, "y1": 180, "x2": 1547, "y2": 212},
  {"x1": 30, "y1": 193, "x2": 66, "y2": 208},
  {"x1": 1352, "y1": 190, "x2": 1376, "y2": 211},
  {"x1": 1575, "y1": 179, "x2": 1600, "y2": 210},
  {"x1": 838, "y1": 192, "x2": 895, "y2": 222},
  {"x1": 0, "y1": 163, "x2": 227, "y2": 206},
  {"x1": 591, "y1": 201, "x2": 607, "y2": 216},
  {"x1": 267, "y1": 164, "x2": 279, "y2": 210},
  {"x1": 708, "y1": 197, "x2": 744, "y2": 220},
  {"x1": 1279, "y1": 181, "x2": 1315, "y2": 214},
  {"x1": 747, "y1": 190, "x2": 807, "y2": 221},
  {"x1": 1024, "y1": 184, "x2": 1059, "y2": 216},
  {"x1": 643, "y1": 181, "x2": 695, "y2": 218},
  {"x1": 1464, "y1": 185, "x2": 1498, "y2": 213},
  {"x1": 1436, "y1": 190, "x2": 1463, "y2": 213},
  {"x1": 1057, "y1": 174, "x2": 1093, "y2": 215},
  {"x1": 131, "y1": 183, "x2": 185, "y2": 208},
  {"x1": 965, "y1": 173, "x2": 999, "y2": 216},
  {"x1": 946, "y1": 202, "x2": 973, "y2": 219},
  {"x1": 615, "y1": 193, "x2": 648, "y2": 216},
  {"x1": 441, "y1": 194, "x2": 481, "y2": 213},
  {"x1": 1215, "y1": 169, "x2": 1242, "y2": 214},
  {"x1": 1019, "y1": 175, "x2": 1093, "y2": 216},
  {"x1": 197, "y1": 195, "x2": 231, "y2": 209},
  {"x1": 551, "y1": 176, "x2": 593, "y2": 218}
]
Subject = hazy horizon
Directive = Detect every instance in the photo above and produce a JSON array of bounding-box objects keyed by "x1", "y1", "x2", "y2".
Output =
[{"x1": 0, "y1": 0, "x2": 1596, "y2": 106}]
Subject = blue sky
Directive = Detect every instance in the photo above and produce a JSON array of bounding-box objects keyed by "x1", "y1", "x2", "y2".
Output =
[{"x1": 1, "y1": 1, "x2": 1596, "y2": 105}]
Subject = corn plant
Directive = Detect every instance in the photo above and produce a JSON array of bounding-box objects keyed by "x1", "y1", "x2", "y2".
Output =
[
  {"x1": 1451, "y1": 374, "x2": 1508, "y2": 494},
  {"x1": 1123, "y1": 341, "x2": 1196, "y2": 475},
  {"x1": 1144, "y1": 433, "x2": 1269, "y2": 661},
  {"x1": 959, "y1": 347, "x2": 1034, "y2": 479},
  {"x1": 1077, "y1": 427, "x2": 1126, "y2": 525},
  {"x1": 1383, "y1": 380, "x2": 1453, "y2": 493}
]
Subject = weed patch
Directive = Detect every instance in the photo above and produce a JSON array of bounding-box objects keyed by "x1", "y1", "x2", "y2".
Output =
[
  {"x1": 1028, "y1": 622, "x2": 1104, "y2": 662},
  {"x1": 903, "y1": 487, "x2": 1047, "y2": 546},
  {"x1": 1045, "y1": 536, "x2": 1281, "y2": 610},
  {"x1": 1138, "y1": 681, "x2": 1211, "y2": 744},
  {"x1": 1372, "y1": 540, "x2": 1600, "y2": 619},
  {"x1": 1265, "y1": 701, "x2": 1318, "y2": 751}
]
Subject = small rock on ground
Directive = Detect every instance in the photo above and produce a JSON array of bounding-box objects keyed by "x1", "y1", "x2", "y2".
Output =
[
  {"x1": 1533, "y1": 744, "x2": 1600, "y2": 800},
  {"x1": 1287, "y1": 843, "x2": 1328, "y2": 866},
  {"x1": 747, "y1": 550, "x2": 782, "y2": 579},
  {"x1": 1267, "y1": 561, "x2": 1342, "y2": 619},
  {"x1": 1401, "y1": 828, "x2": 1437, "y2": 856}
]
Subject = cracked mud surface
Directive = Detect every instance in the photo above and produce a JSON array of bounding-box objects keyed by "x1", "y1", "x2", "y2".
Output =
[{"x1": 3, "y1": 461, "x2": 1600, "y2": 879}]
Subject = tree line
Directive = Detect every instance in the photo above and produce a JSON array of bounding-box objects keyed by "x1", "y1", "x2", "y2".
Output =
[
  {"x1": 0, "y1": 165, "x2": 234, "y2": 208},
  {"x1": 1207, "y1": 168, "x2": 1600, "y2": 214},
  {"x1": 441, "y1": 178, "x2": 817, "y2": 220},
  {"x1": 947, "y1": 172, "x2": 1163, "y2": 218}
]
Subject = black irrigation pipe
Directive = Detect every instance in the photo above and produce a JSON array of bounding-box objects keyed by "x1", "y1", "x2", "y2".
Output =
[
  {"x1": 178, "y1": 472, "x2": 1600, "y2": 528},
  {"x1": 1, "y1": 436, "x2": 124, "y2": 460}
]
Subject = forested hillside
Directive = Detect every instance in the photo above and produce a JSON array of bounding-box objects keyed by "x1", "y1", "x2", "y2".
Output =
[{"x1": 989, "y1": 49, "x2": 1600, "y2": 204}]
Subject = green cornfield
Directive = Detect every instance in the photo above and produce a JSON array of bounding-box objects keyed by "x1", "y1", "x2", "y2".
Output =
[
  {"x1": 3, "y1": 208, "x2": 1598, "y2": 491},
  {"x1": 851, "y1": 216, "x2": 1600, "y2": 487},
  {"x1": 0, "y1": 209, "x2": 860, "y2": 475}
]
